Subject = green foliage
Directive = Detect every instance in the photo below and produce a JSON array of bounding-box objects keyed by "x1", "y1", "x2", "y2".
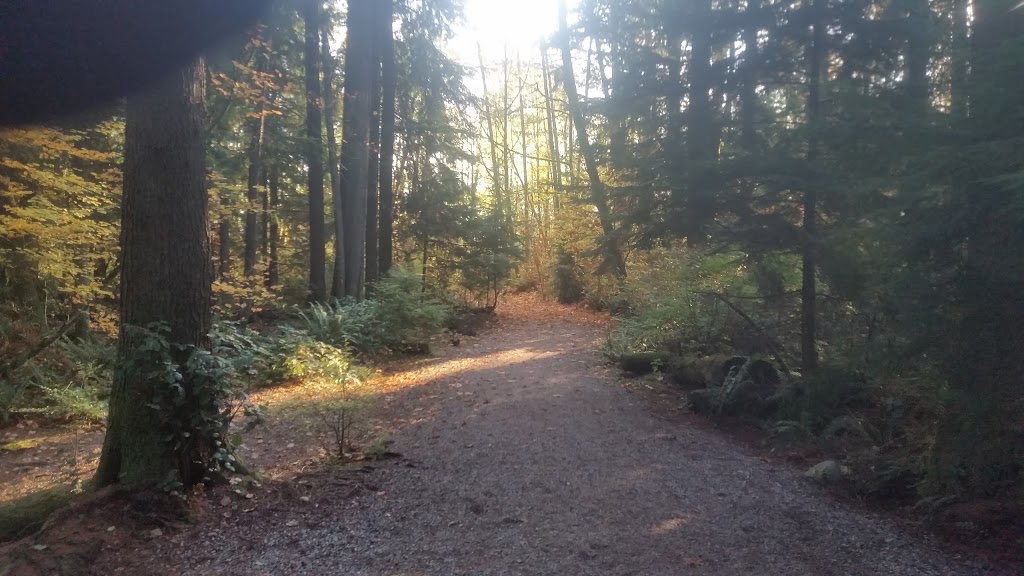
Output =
[
  {"x1": 371, "y1": 268, "x2": 451, "y2": 351},
  {"x1": 551, "y1": 249, "x2": 585, "y2": 305},
  {"x1": 299, "y1": 300, "x2": 382, "y2": 351},
  {"x1": 0, "y1": 334, "x2": 115, "y2": 424},
  {"x1": 122, "y1": 325, "x2": 262, "y2": 482},
  {"x1": 286, "y1": 341, "x2": 371, "y2": 458},
  {"x1": 299, "y1": 268, "x2": 450, "y2": 354}
]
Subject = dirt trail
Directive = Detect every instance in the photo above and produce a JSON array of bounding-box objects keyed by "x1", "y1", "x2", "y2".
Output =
[{"x1": 120, "y1": 300, "x2": 1006, "y2": 575}]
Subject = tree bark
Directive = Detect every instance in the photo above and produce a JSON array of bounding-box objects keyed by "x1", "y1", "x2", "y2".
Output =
[
  {"x1": 801, "y1": 0, "x2": 824, "y2": 373},
  {"x1": 95, "y1": 57, "x2": 212, "y2": 488},
  {"x1": 337, "y1": 0, "x2": 375, "y2": 300},
  {"x1": 374, "y1": 0, "x2": 393, "y2": 276},
  {"x1": 365, "y1": 9, "x2": 383, "y2": 294},
  {"x1": 303, "y1": 0, "x2": 327, "y2": 302},
  {"x1": 322, "y1": 20, "x2": 343, "y2": 295},
  {"x1": 557, "y1": 0, "x2": 626, "y2": 277},
  {"x1": 684, "y1": 0, "x2": 716, "y2": 236},
  {"x1": 378, "y1": 0, "x2": 397, "y2": 277}
]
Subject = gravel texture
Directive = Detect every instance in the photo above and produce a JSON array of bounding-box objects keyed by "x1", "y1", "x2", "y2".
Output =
[{"x1": 156, "y1": 303, "x2": 1005, "y2": 576}]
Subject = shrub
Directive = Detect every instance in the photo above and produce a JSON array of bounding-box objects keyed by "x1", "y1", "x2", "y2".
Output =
[
  {"x1": 0, "y1": 334, "x2": 116, "y2": 424},
  {"x1": 122, "y1": 324, "x2": 263, "y2": 484},
  {"x1": 299, "y1": 299, "x2": 382, "y2": 352},
  {"x1": 551, "y1": 249, "x2": 585, "y2": 304},
  {"x1": 286, "y1": 341, "x2": 372, "y2": 458},
  {"x1": 371, "y1": 268, "x2": 450, "y2": 351}
]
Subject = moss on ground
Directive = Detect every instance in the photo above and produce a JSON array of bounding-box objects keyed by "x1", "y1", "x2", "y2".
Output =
[{"x1": 0, "y1": 485, "x2": 71, "y2": 542}]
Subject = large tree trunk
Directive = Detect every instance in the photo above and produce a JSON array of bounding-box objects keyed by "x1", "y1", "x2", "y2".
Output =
[
  {"x1": 303, "y1": 0, "x2": 327, "y2": 302},
  {"x1": 365, "y1": 11, "x2": 383, "y2": 295},
  {"x1": 557, "y1": 0, "x2": 626, "y2": 277},
  {"x1": 683, "y1": 0, "x2": 716, "y2": 237},
  {"x1": 801, "y1": 0, "x2": 824, "y2": 373},
  {"x1": 95, "y1": 57, "x2": 212, "y2": 488},
  {"x1": 337, "y1": 0, "x2": 375, "y2": 300},
  {"x1": 378, "y1": 0, "x2": 396, "y2": 277}
]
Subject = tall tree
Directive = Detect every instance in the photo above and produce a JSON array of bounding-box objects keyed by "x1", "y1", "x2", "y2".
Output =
[
  {"x1": 378, "y1": 0, "x2": 397, "y2": 277},
  {"x1": 557, "y1": 0, "x2": 626, "y2": 277},
  {"x1": 801, "y1": 0, "x2": 825, "y2": 373},
  {"x1": 336, "y1": 0, "x2": 375, "y2": 299},
  {"x1": 323, "y1": 17, "x2": 343, "y2": 293},
  {"x1": 302, "y1": 0, "x2": 327, "y2": 302},
  {"x1": 244, "y1": 33, "x2": 270, "y2": 277},
  {"x1": 365, "y1": 8, "x2": 384, "y2": 293},
  {"x1": 95, "y1": 57, "x2": 212, "y2": 488},
  {"x1": 478, "y1": 44, "x2": 504, "y2": 221}
]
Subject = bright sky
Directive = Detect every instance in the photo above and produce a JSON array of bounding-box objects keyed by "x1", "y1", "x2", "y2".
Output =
[{"x1": 447, "y1": 0, "x2": 577, "y2": 71}]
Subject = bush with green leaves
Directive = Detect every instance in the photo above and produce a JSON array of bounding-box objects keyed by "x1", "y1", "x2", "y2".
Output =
[
  {"x1": 0, "y1": 335, "x2": 116, "y2": 424},
  {"x1": 297, "y1": 268, "x2": 450, "y2": 355},
  {"x1": 286, "y1": 340, "x2": 372, "y2": 458},
  {"x1": 371, "y1": 268, "x2": 450, "y2": 351},
  {"x1": 122, "y1": 324, "x2": 263, "y2": 484},
  {"x1": 550, "y1": 249, "x2": 585, "y2": 305}
]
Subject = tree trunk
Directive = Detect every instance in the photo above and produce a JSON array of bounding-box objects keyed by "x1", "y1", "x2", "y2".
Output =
[
  {"x1": 365, "y1": 9, "x2": 383, "y2": 295},
  {"x1": 740, "y1": 0, "x2": 760, "y2": 153},
  {"x1": 518, "y1": 55, "x2": 533, "y2": 264},
  {"x1": 905, "y1": 0, "x2": 931, "y2": 113},
  {"x1": 684, "y1": 0, "x2": 716, "y2": 237},
  {"x1": 801, "y1": 0, "x2": 824, "y2": 373},
  {"x1": 218, "y1": 208, "x2": 231, "y2": 279},
  {"x1": 478, "y1": 43, "x2": 504, "y2": 221},
  {"x1": 378, "y1": 0, "x2": 397, "y2": 277},
  {"x1": 337, "y1": 0, "x2": 375, "y2": 300},
  {"x1": 260, "y1": 169, "x2": 269, "y2": 260},
  {"x1": 303, "y1": 0, "x2": 327, "y2": 302},
  {"x1": 502, "y1": 47, "x2": 513, "y2": 223},
  {"x1": 244, "y1": 46, "x2": 269, "y2": 277},
  {"x1": 266, "y1": 163, "x2": 280, "y2": 287},
  {"x1": 540, "y1": 46, "x2": 562, "y2": 209},
  {"x1": 322, "y1": 21, "x2": 343, "y2": 295},
  {"x1": 95, "y1": 57, "x2": 212, "y2": 488},
  {"x1": 557, "y1": 0, "x2": 626, "y2": 277}
]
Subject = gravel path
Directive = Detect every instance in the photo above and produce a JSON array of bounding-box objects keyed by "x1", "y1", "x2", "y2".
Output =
[{"x1": 177, "y1": 305, "x2": 1005, "y2": 576}]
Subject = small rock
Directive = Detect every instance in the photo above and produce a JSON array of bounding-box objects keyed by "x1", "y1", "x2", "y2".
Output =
[
  {"x1": 804, "y1": 460, "x2": 846, "y2": 482},
  {"x1": 285, "y1": 519, "x2": 299, "y2": 527},
  {"x1": 148, "y1": 528, "x2": 163, "y2": 538},
  {"x1": 220, "y1": 496, "x2": 231, "y2": 506}
]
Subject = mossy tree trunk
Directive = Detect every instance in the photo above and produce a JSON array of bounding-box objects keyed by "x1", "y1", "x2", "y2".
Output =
[{"x1": 95, "y1": 57, "x2": 212, "y2": 488}]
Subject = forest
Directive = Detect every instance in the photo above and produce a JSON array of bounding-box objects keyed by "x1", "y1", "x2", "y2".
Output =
[{"x1": 0, "y1": 0, "x2": 1022, "y2": 571}]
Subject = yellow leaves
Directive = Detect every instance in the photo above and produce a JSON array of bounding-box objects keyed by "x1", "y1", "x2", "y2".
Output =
[{"x1": 0, "y1": 122, "x2": 121, "y2": 306}]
